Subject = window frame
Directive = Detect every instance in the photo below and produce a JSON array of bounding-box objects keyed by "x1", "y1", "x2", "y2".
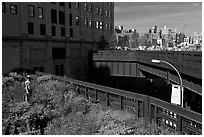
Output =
[
  {"x1": 84, "y1": 18, "x2": 88, "y2": 27},
  {"x1": 2, "y1": 2, "x2": 6, "y2": 13},
  {"x1": 99, "y1": 8, "x2": 103, "y2": 16},
  {"x1": 40, "y1": 24, "x2": 46, "y2": 35},
  {"x1": 96, "y1": 6, "x2": 99, "y2": 14},
  {"x1": 51, "y1": 25, "x2": 56, "y2": 36},
  {"x1": 61, "y1": 27, "x2": 66, "y2": 37},
  {"x1": 75, "y1": 16, "x2": 79, "y2": 26},
  {"x1": 38, "y1": 7, "x2": 43, "y2": 19},
  {"x1": 10, "y1": 4, "x2": 17, "y2": 14},
  {"x1": 99, "y1": 22, "x2": 103, "y2": 30},
  {"x1": 29, "y1": 5, "x2": 35, "y2": 17},
  {"x1": 88, "y1": 19, "x2": 92, "y2": 27},
  {"x1": 88, "y1": 4, "x2": 92, "y2": 12},
  {"x1": 75, "y1": 2, "x2": 79, "y2": 9},
  {"x1": 84, "y1": 2, "x2": 87, "y2": 11},
  {"x1": 28, "y1": 22, "x2": 34, "y2": 34}
]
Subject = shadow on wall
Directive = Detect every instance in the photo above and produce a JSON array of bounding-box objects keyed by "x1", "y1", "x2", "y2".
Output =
[
  {"x1": 86, "y1": 51, "x2": 111, "y2": 86},
  {"x1": 97, "y1": 36, "x2": 109, "y2": 50}
]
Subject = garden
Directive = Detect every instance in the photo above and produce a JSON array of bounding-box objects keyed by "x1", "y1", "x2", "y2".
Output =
[{"x1": 2, "y1": 72, "x2": 178, "y2": 135}]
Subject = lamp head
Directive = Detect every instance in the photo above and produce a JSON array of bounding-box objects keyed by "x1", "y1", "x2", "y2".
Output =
[{"x1": 151, "y1": 59, "x2": 161, "y2": 63}]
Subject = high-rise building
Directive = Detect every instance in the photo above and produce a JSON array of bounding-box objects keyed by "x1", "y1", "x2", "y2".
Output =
[{"x1": 2, "y1": 2, "x2": 114, "y2": 80}]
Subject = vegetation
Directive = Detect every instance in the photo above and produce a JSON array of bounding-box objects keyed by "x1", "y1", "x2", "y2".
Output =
[{"x1": 2, "y1": 72, "x2": 178, "y2": 135}]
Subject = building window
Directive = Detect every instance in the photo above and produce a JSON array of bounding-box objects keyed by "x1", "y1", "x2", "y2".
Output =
[
  {"x1": 59, "y1": 2, "x2": 65, "y2": 7},
  {"x1": 40, "y1": 24, "x2": 46, "y2": 35},
  {"x1": 99, "y1": 8, "x2": 103, "y2": 16},
  {"x1": 88, "y1": 4, "x2": 92, "y2": 12},
  {"x1": 108, "y1": 24, "x2": 111, "y2": 30},
  {"x1": 28, "y1": 22, "x2": 34, "y2": 34},
  {"x1": 96, "y1": 21, "x2": 99, "y2": 29},
  {"x1": 88, "y1": 19, "x2": 92, "y2": 27},
  {"x1": 51, "y1": 9, "x2": 57, "y2": 24},
  {"x1": 70, "y1": 28, "x2": 73, "y2": 38},
  {"x1": 33, "y1": 66, "x2": 44, "y2": 72},
  {"x1": 75, "y1": 2, "x2": 79, "y2": 8},
  {"x1": 69, "y1": 2, "x2": 71, "y2": 8},
  {"x1": 108, "y1": 11, "x2": 111, "y2": 18},
  {"x1": 99, "y1": 22, "x2": 103, "y2": 30},
  {"x1": 38, "y1": 7, "x2": 43, "y2": 19},
  {"x1": 96, "y1": 6, "x2": 99, "y2": 14},
  {"x1": 61, "y1": 27, "x2": 65, "y2": 37},
  {"x1": 29, "y1": 5, "x2": 35, "y2": 17},
  {"x1": 59, "y1": 11, "x2": 65, "y2": 25},
  {"x1": 51, "y1": 2, "x2": 55, "y2": 4},
  {"x1": 2, "y1": 2, "x2": 6, "y2": 13},
  {"x1": 84, "y1": 18, "x2": 88, "y2": 27},
  {"x1": 69, "y1": 13, "x2": 72, "y2": 26},
  {"x1": 105, "y1": 23, "x2": 108, "y2": 30},
  {"x1": 105, "y1": 10, "x2": 108, "y2": 17},
  {"x1": 52, "y1": 48, "x2": 66, "y2": 59},
  {"x1": 84, "y1": 2, "x2": 87, "y2": 11},
  {"x1": 51, "y1": 25, "x2": 56, "y2": 36},
  {"x1": 107, "y1": 2, "x2": 111, "y2": 6},
  {"x1": 10, "y1": 4, "x2": 17, "y2": 14},
  {"x1": 75, "y1": 16, "x2": 79, "y2": 25}
]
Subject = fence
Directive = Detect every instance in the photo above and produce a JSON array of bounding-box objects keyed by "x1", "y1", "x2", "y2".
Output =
[{"x1": 37, "y1": 72, "x2": 202, "y2": 135}]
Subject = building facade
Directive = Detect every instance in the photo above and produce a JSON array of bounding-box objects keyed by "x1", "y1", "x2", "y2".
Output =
[{"x1": 2, "y1": 2, "x2": 114, "y2": 80}]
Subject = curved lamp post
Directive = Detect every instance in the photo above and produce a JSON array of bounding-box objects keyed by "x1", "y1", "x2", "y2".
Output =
[{"x1": 151, "y1": 59, "x2": 183, "y2": 107}]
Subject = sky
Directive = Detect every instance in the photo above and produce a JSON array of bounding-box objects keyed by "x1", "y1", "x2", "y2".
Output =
[{"x1": 114, "y1": 2, "x2": 202, "y2": 36}]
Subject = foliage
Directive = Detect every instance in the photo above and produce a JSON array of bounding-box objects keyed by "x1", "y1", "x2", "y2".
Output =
[{"x1": 2, "y1": 73, "x2": 179, "y2": 135}]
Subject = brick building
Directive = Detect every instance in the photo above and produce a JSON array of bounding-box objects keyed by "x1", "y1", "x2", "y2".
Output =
[{"x1": 2, "y1": 2, "x2": 114, "y2": 80}]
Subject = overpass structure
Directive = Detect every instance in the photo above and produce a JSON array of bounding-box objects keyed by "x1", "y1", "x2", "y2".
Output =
[{"x1": 92, "y1": 50, "x2": 202, "y2": 95}]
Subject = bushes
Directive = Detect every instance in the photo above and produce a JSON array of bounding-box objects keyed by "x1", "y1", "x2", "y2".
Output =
[{"x1": 2, "y1": 73, "x2": 178, "y2": 135}]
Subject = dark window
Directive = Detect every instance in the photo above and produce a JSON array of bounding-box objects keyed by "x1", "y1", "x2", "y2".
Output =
[
  {"x1": 59, "y1": 11, "x2": 65, "y2": 25},
  {"x1": 52, "y1": 48, "x2": 66, "y2": 59},
  {"x1": 70, "y1": 28, "x2": 73, "y2": 38},
  {"x1": 39, "y1": 66, "x2": 44, "y2": 72},
  {"x1": 61, "y1": 27, "x2": 65, "y2": 37},
  {"x1": 51, "y1": 2, "x2": 55, "y2": 4},
  {"x1": 55, "y1": 64, "x2": 64, "y2": 76},
  {"x1": 69, "y1": 13, "x2": 72, "y2": 26},
  {"x1": 38, "y1": 7, "x2": 43, "y2": 19},
  {"x1": 28, "y1": 22, "x2": 34, "y2": 34},
  {"x1": 51, "y1": 9, "x2": 57, "y2": 24},
  {"x1": 40, "y1": 24, "x2": 46, "y2": 35},
  {"x1": 10, "y1": 4, "x2": 17, "y2": 14},
  {"x1": 88, "y1": 4, "x2": 92, "y2": 12},
  {"x1": 88, "y1": 19, "x2": 92, "y2": 27},
  {"x1": 3, "y1": 2, "x2": 6, "y2": 13},
  {"x1": 59, "y1": 2, "x2": 65, "y2": 7},
  {"x1": 84, "y1": 18, "x2": 88, "y2": 27},
  {"x1": 96, "y1": 6, "x2": 99, "y2": 14},
  {"x1": 33, "y1": 67, "x2": 38, "y2": 71},
  {"x1": 69, "y1": 2, "x2": 71, "y2": 8},
  {"x1": 51, "y1": 25, "x2": 56, "y2": 36},
  {"x1": 29, "y1": 5, "x2": 35, "y2": 17},
  {"x1": 84, "y1": 2, "x2": 87, "y2": 11},
  {"x1": 75, "y1": 2, "x2": 79, "y2": 8},
  {"x1": 75, "y1": 16, "x2": 79, "y2": 25}
]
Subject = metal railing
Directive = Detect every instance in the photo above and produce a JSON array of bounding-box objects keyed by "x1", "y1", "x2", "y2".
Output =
[{"x1": 36, "y1": 72, "x2": 202, "y2": 135}]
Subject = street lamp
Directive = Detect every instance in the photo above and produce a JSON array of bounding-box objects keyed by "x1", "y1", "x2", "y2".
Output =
[{"x1": 151, "y1": 59, "x2": 183, "y2": 107}]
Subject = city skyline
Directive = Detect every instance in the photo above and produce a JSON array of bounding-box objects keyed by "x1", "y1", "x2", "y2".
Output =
[{"x1": 114, "y1": 2, "x2": 202, "y2": 36}]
